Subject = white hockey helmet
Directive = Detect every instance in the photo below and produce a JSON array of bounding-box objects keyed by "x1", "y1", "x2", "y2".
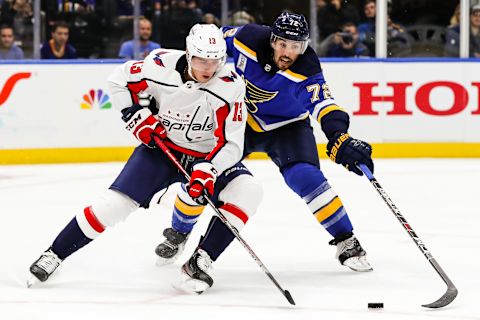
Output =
[{"x1": 185, "y1": 24, "x2": 227, "y2": 79}]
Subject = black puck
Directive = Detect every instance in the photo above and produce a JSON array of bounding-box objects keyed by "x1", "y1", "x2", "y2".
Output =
[{"x1": 368, "y1": 302, "x2": 384, "y2": 309}]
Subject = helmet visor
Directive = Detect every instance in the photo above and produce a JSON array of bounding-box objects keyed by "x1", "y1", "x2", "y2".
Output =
[
  {"x1": 271, "y1": 35, "x2": 308, "y2": 54},
  {"x1": 190, "y1": 56, "x2": 223, "y2": 72}
]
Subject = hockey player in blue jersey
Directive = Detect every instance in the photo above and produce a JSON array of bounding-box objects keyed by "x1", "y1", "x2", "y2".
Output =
[{"x1": 156, "y1": 12, "x2": 375, "y2": 292}]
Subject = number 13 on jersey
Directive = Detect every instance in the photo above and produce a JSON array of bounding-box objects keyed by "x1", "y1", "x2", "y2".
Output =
[{"x1": 232, "y1": 101, "x2": 243, "y2": 121}]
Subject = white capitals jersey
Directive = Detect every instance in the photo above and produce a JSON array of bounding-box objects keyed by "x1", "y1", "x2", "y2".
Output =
[{"x1": 108, "y1": 49, "x2": 247, "y2": 174}]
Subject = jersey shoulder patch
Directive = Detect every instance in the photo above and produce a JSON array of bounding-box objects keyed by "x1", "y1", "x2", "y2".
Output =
[
  {"x1": 203, "y1": 67, "x2": 245, "y2": 104},
  {"x1": 141, "y1": 49, "x2": 184, "y2": 83}
]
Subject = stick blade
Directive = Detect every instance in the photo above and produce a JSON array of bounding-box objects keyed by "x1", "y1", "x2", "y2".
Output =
[
  {"x1": 284, "y1": 290, "x2": 296, "y2": 305},
  {"x1": 422, "y1": 286, "x2": 458, "y2": 308}
]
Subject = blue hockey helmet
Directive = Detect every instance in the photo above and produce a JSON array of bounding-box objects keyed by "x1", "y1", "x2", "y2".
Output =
[
  {"x1": 271, "y1": 12, "x2": 309, "y2": 42},
  {"x1": 271, "y1": 12, "x2": 309, "y2": 54}
]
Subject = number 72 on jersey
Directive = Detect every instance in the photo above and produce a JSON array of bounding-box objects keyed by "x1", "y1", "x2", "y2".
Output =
[{"x1": 306, "y1": 83, "x2": 332, "y2": 103}]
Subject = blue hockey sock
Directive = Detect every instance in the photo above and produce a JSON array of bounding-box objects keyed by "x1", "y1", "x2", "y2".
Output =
[
  {"x1": 282, "y1": 162, "x2": 353, "y2": 238},
  {"x1": 51, "y1": 217, "x2": 92, "y2": 260},
  {"x1": 199, "y1": 216, "x2": 235, "y2": 261}
]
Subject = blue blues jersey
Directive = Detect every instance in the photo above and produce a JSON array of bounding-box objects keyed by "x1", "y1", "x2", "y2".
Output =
[{"x1": 222, "y1": 24, "x2": 349, "y2": 139}]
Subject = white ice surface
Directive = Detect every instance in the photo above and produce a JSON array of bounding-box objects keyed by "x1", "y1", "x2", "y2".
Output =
[{"x1": 0, "y1": 159, "x2": 478, "y2": 320}]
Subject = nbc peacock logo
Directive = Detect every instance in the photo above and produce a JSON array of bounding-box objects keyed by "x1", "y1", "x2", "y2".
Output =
[{"x1": 81, "y1": 89, "x2": 112, "y2": 110}]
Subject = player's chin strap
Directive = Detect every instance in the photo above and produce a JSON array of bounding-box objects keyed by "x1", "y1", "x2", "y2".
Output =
[
  {"x1": 357, "y1": 163, "x2": 458, "y2": 308},
  {"x1": 152, "y1": 135, "x2": 295, "y2": 306},
  {"x1": 186, "y1": 64, "x2": 198, "y2": 82},
  {"x1": 185, "y1": 52, "x2": 199, "y2": 82}
]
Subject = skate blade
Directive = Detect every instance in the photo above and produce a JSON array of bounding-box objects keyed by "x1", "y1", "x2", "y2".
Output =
[
  {"x1": 155, "y1": 256, "x2": 178, "y2": 267},
  {"x1": 26, "y1": 276, "x2": 39, "y2": 288},
  {"x1": 172, "y1": 271, "x2": 210, "y2": 294},
  {"x1": 344, "y1": 256, "x2": 373, "y2": 272}
]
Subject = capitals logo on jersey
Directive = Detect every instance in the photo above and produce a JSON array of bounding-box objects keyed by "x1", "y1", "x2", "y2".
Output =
[
  {"x1": 160, "y1": 106, "x2": 214, "y2": 142},
  {"x1": 153, "y1": 51, "x2": 169, "y2": 67},
  {"x1": 219, "y1": 71, "x2": 238, "y2": 83},
  {"x1": 244, "y1": 79, "x2": 278, "y2": 113}
]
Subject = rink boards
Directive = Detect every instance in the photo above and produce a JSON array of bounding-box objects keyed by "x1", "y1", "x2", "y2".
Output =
[{"x1": 1, "y1": 59, "x2": 479, "y2": 163}]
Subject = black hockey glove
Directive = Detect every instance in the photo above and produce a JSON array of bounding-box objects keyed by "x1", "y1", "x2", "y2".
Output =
[{"x1": 326, "y1": 133, "x2": 374, "y2": 176}]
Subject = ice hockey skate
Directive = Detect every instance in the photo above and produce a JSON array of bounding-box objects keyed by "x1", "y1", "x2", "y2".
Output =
[
  {"x1": 27, "y1": 248, "x2": 62, "y2": 287},
  {"x1": 174, "y1": 248, "x2": 213, "y2": 294},
  {"x1": 155, "y1": 228, "x2": 190, "y2": 266},
  {"x1": 329, "y1": 232, "x2": 373, "y2": 272}
]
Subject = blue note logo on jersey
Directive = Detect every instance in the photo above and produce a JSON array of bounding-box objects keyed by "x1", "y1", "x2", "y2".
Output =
[{"x1": 245, "y1": 79, "x2": 278, "y2": 113}]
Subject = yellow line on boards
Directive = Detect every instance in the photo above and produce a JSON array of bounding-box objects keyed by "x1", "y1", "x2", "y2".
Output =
[
  {"x1": 0, "y1": 147, "x2": 135, "y2": 165},
  {"x1": 1, "y1": 143, "x2": 480, "y2": 164},
  {"x1": 249, "y1": 143, "x2": 480, "y2": 159},
  {"x1": 369, "y1": 143, "x2": 480, "y2": 158}
]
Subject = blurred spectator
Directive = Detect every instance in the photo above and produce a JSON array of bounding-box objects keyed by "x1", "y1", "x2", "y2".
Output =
[
  {"x1": 0, "y1": 0, "x2": 34, "y2": 52},
  {"x1": 356, "y1": 0, "x2": 406, "y2": 57},
  {"x1": 232, "y1": 0, "x2": 263, "y2": 24},
  {"x1": 444, "y1": 3, "x2": 480, "y2": 57},
  {"x1": 0, "y1": 0, "x2": 32, "y2": 26},
  {"x1": 389, "y1": 0, "x2": 456, "y2": 26},
  {"x1": 317, "y1": 0, "x2": 360, "y2": 40},
  {"x1": 187, "y1": 0, "x2": 203, "y2": 19},
  {"x1": 316, "y1": 0, "x2": 326, "y2": 10},
  {"x1": 230, "y1": 10, "x2": 255, "y2": 26},
  {"x1": 357, "y1": 0, "x2": 375, "y2": 56},
  {"x1": 449, "y1": 3, "x2": 460, "y2": 27},
  {"x1": 202, "y1": 12, "x2": 219, "y2": 26},
  {"x1": 115, "y1": 0, "x2": 158, "y2": 51},
  {"x1": 118, "y1": 16, "x2": 160, "y2": 59},
  {"x1": 117, "y1": 0, "x2": 156, "y2": 19},
  {"x1": 199, "y1": 0, "x2": 221, "y2": 19},
  {"x1": 0, "y1": 24, "x2": 24, "y2": 59},
  {"x1": 385, "y1": 18, "x2": 408, "y2": 56},
  {"x1": 40, "y1": 21, "x2": 77, "y2": 59},
  {"x1": 320, "y1": 21, "x2": 369, "y2": 57},
  {"x1": 157, "y1": 0, "x2": 202, "y2": 49},
  {"x1": 67, "y1": 2, "x2": 104, "y2": 58}
]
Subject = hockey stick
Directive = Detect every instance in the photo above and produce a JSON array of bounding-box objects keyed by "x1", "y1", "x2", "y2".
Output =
[
  {"x1": 153, "y1": 136, "x2": 295, "y2": 305},
  {"x1": 358, "y1": 163, "x2": 458, "y2": 308}
]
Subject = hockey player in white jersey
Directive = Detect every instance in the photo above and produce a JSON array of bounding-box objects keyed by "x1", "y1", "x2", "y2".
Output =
[
  {"x1": 155, "y1": 12, "x2": 375, "y2": 294},
  {"x1": 28, "y1": 24, "x2": 262, "y2": 291}
]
